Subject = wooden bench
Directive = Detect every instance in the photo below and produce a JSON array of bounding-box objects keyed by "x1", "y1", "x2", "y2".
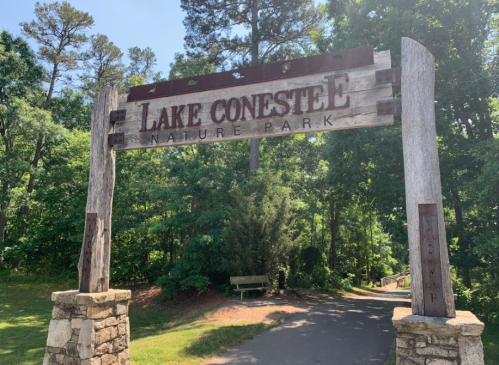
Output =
[{"x1": 230, "y1": 275, "x2": 270, "y2": 301}]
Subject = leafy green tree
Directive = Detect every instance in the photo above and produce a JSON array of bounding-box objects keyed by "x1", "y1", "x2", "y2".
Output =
[
  {"x1": 223, "y1": 171, "x2": 300, "y2": 279},
  {"x1": 319, "y1": 0, "x2": 498, "y2": 291},
  {"x1": 20, "y1": 1, "x2": 93, "y2": 237},
  {"x1": 49, "y1": 88, "x2": 92, "y2": 130},
  {"x1": 0, "y1": 30, "x2": 50, "y2": 265},
  {"x1": 21, "y1": 1, "x2": 94, "y2": 109},
  {"x1": 127, "y1": 46, "x2": 158, "y2": 83},
  {"x1": 181, "y1": 0, "x2": 323, "y2": 67},
  {"x1": 18, "y1": 129, "x2": 90, "y2": 275},
  {"x1": 80, "y1": 34, "x2": 125, "y2": 98},
  {"x1": 111, "y1": 141, "x2": 251, "y2": 288},
  {"x1": 168, "y1": 53, "x2": 215, "y2": 80}
]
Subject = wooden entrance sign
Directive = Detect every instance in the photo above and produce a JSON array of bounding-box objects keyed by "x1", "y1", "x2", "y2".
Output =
[
  {"x1": 79, "y1": 38, "x2": 456, "y2": 320},
  {"x1": 111, "y1": 46, "x2": 394, "y2": 151},
  {"x1": 80, "y1": 46, "x2": 395, "y2": 293}
]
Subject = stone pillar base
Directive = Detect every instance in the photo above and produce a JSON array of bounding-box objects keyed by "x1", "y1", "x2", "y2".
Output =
[
  {"x1": 392, "y1": 307, "x2": 485, "y2": 365},
  {"x1": 43, "y1": 289, "x2": 131, "y2": 365}
]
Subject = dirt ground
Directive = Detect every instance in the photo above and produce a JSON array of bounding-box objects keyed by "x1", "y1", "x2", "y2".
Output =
[{"x1": 128, "y1": 285, "x2": 348, "y2": 325}]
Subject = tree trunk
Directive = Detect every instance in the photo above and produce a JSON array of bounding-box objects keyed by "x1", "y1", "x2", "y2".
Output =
[
  {"x1": 19, "y1": 63, "x2": 58, "y2": 238},
  {"x1": 18, "y1": 135, "x2": 43, "y2": 238},
  {"x1": 366, "y1": 257, "x2": 370, "y2": 284},
  {"x1": 311, "y1": 208, "x2": 315, "y2": 246},
  {"x1": 453, "y1": 103, "x2": 474, "y2": 140},
  {"x1": 370, "y1": 212, "x2": 375, "y2": 285},
  {"x1": 371, "y1": 240, "x2": 375, "y2": 285},
  {"x1": 329, "y1": 195, "x2": 338, "y2": 270},
  {"x1": 357, "y1": 243, "x2": 362, "y2": 285},
  {"x1": 462, "y1": 266, "x2": 472, "y2": 290},
  {"x1": 78, "y1": 87, "x2": 117, "y2": 293},
  {"x1": 321, "y1": 202, "x2": 326, "y2": 257},
  {"x1": 453, "y1": 189, "x2": 472, "y2": 289},
  {"x1": 480, "y1": 99, "x2": 494, "y2": 140},
  {"x1": 249, "y1": 139, "x2": 259, "y2": 172},
  {"x1": 249, "y1": 0, "x2": 260, "y2": 173},
  {"x1": 365, "y1": 227, "x2": 370, "y2": 284},
  {"x1": 45, "y1": 62, "x2": 59, "y2": 110},
  {"x1": 0, "y1": 181, "x2": 8, "y2": 267}
]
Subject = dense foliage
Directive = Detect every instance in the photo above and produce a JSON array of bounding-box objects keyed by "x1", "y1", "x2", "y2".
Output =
[
  {"x1": 315, "y1": 0, "x2": 499, "y2": 320},
  {"x1": 0, "y1": 0, "x2": 498, "y2": 321}
]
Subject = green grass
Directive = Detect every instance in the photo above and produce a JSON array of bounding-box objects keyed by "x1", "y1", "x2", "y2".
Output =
[
  {"x1": 483, "y1": 321, "x2": 499, "y2": 365},
  {"x1": 0, "y1": 274, "x2": 76, "y2": 365},
  {"x1": 127, "y1": 292, "x2": 284, "y2": 364},
  {"x1": 0, "y1": 275, "x2": 283, "y2": 365},
  {"x1": 2, "y1": 276, "x2": 497, "y2": 365},
  {"x1": 385, "y1": 341, "x2": 396, "y2": 365},
  {"x1": 131, "y1": 321, "x2": 274, "y2": 365},
  {"x1": 344, "y1": 285, "x2": 385, "y2": 296}
]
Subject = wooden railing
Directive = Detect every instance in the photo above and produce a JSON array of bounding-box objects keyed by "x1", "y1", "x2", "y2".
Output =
[{"x1": 380, "y1": 269, "x2": 410, "y2": 287}]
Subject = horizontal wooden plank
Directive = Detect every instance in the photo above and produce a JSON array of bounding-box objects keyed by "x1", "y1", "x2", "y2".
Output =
[
  {"x1": 128, "y1": 46, "x2": 374, "y2": 101},
  {"x1": 115, "y1": 51, "x2": 393, "y2": 151},
  {"x1": 233, "y1": 287, "x2": 268, "y2": 292},
  {"x1": 230, "y1": 275, "x2": 270, "y2": 285}
]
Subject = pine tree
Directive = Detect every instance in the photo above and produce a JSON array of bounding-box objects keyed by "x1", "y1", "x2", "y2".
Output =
[
  {"x1": 80, "y1": 34, "x2": 125, "y2": 98},
  {"x1": 180, "y1": 0, "x2": 323, "y2": 172},
  {"x1": 19, "y1": 1, "x2": 93, "y2": 237}
]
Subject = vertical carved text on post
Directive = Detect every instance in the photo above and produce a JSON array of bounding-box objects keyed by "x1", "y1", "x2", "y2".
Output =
[
  {"x1": 419, "y1": 204, "x2": 445, "y2": 317},
  {"x1": 80, "y1": 213, "x2": 97, "y2": 293}
]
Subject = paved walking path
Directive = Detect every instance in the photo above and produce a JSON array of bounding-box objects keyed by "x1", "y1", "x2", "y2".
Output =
[{"x1": 206, "y1": 289, "x2": 410, "y2": 365}]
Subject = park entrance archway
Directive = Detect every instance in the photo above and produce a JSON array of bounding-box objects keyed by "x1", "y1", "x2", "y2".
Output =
[
  {"x1": 43, "y1": 38, "x2": 484, "y2": 365},
  {"x1": 99, "y1": 38, "x2": 455, "y2": 317}
]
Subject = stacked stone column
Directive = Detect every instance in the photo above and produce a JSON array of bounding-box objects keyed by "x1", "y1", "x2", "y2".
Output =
[
  {"x1": 392, "y1": 307, "x2": 485, "y2": 365},
  {"x1": 43, "y1": 289, "x2": 131, "y2": 365}
]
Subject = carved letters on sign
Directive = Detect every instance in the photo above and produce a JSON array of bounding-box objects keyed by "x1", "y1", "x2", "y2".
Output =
[
  {"x1": 419, "y1": 204, "x2": 445, "y2": 317},
  {"x1": 114, "y1": 51, "x2": 393, "y2": 151},
  {"x1": 138, "y1": 73, "x2": 350, "y2": 132}
]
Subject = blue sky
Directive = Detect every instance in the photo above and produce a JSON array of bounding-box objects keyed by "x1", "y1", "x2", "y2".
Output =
[
  {"x1": 1, "y1": 0, "x2": 324, "y2": 78},
  {"x1": 1, "y1": 0, "x2": 187, "y2": 77}
]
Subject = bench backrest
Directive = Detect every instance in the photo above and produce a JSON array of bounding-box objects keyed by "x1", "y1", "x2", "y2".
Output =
[{"x1": 230, "y1": 275, "x2": 269, "y2": 285}]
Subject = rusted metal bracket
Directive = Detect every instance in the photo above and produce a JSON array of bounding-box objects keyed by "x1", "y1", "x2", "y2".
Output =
[
  {"x1": 376, "y1": 67, "x2": 402, "y2": 85},
  {"x1": 128, "y1": 46, "x2": 375, "y2": 102},
  {"x1": 110, "y1": 109, "x2": 126, "y2": 124},
  {"x1": 108, "y1": 133, "x2": 124, "y2": 146},
  {"x1": 377, "y1": 99, "x2": 402, "y2": 116}
]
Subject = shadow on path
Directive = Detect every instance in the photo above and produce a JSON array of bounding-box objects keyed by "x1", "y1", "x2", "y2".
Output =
[{"x1": 202, "y1": 289, "x2": 410, "y2": 365}]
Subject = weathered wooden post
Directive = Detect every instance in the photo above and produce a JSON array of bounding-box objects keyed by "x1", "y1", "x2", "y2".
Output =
[
  {"x1": 393, "y1": 37, "x2": 484, "y2": 365},
  {"x1": 78, "y1": 87, "x2": 117, "y2": 293},
  {"x1": 400, "y1": 37, "x2": 455, "y2": 318},
  {"x1": 42, "y1": 88, "x2": 131, "y2": 365}
]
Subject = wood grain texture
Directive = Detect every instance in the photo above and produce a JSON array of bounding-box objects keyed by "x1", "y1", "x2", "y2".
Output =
[
  {"x1": 114, "y1": 51, "x2": 393, "y2": 151},
  {"x1": 401, "y1": 37, "x2": 455, "y2": 317},
  {"x1": 230, "y1": 275, "x2": 270, "y2": 285},
  {"x1": 78, "y1": 87, "x2": 117, "y2": 293}
]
